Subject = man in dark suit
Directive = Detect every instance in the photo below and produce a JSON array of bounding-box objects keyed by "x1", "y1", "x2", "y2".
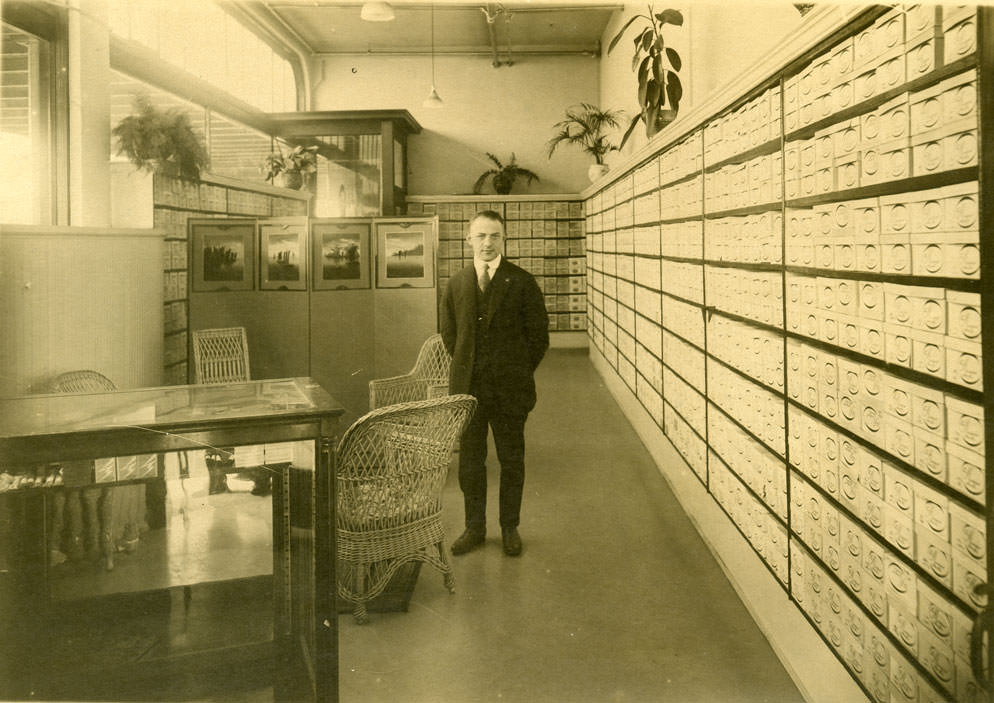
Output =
[{"x1": 441, "y1": 210, "x2": 549, "y2": 556}]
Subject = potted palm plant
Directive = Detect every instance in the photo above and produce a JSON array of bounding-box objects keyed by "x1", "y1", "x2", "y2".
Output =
[
  {"x1": 262, "y1": 144, "x2": 319, "y2": 190},
  {"x1": 112, "y1": 95, "x2": 208, "y2": 180},
  {"x1": 473, "y1": 153, "x2": 540, "y2": 195},
  {"x1": 608, "y1": 6, "x2": 684, "y2": 148},
  {"x1": 546, "y1": 103, "x2": 624, "y2": 182}
]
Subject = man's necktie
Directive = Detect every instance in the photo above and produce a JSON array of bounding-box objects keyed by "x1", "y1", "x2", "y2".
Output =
[{"x1": 478, "y1": 264, "x2": 491, "y2": 293}]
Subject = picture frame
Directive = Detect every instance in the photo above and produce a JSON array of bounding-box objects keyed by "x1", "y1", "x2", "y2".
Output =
[
  {"x1": 190, "y1": 218, "x2": 256, "y2": 292},
  {"x1": 311, "y1": 219, "x2": 371, "y2": 290},
  {"x1": 259, "y1": 219, "x2": 308, "y2": 291},
  {"x1": 374, "y1": 218, "x2": 436, "y2": 288}
]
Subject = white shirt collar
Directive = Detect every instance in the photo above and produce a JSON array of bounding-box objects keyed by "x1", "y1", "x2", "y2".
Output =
[{"x1": 474, "y1": 255, "x2": 501, "y2": 276}]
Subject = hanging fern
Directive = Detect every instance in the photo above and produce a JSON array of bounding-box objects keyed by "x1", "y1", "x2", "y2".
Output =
[{"x1": 112, "y1": 95, "x2": 208, "y2": 180}]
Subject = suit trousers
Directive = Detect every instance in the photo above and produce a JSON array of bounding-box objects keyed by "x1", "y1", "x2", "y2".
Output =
[{"x1": 458, "y1": 386, "x2": 527, "y2": 532}]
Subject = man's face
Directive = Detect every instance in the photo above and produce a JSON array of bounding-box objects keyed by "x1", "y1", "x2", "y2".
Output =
[{"x1": 467, "y1": 217, "x2": 504, "y2": 262}]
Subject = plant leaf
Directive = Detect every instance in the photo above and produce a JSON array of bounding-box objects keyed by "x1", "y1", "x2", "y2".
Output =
[
  {"x1": 652, "y1": 53, "x2": 662, "y2": 83},
  {"x1": 636, "y1": 56, "x2": 651, "y2": 106},
  {"x1": 473, "y1": 170, "x2": 496, "y2": 194},
  {"x1": 619, "y1": 113, "x2": 641, "y2": 150},
  {"x1": 666, "y1": 72, "x2": 683, "y2": 109},
  {"x1": 641, "y1": 29, "x2": 653, "y2": 52},
  {"x1": 656, "y1": 9, "x2": 684, "y2": 26},
  {"x1": 645, "y1": 79, "x2": 660, "y2": 108},
  {"x1": 608, "y1": 14, "x2": 646, "y2": 54},
  {"x1": 646, "y1": 103, "x2": 660, "y2": 137},
  {"x1": 635, "y1": 27, "x2": 651, "y2": 49},
  {"x1": 666, "y1": 47, "x2": 682, "y2": 72}
]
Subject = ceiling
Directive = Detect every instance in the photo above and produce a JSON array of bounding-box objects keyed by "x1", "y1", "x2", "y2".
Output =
[{"x1": 255, "y1": 2, "x2": 621, "y2": 59}]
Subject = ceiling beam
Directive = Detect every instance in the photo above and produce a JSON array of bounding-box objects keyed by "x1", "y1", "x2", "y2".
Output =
[
  {"x1": 260, "y1": 2, "x2": 622, "y2": 11},
  {"x1": 312, "y1": 44, "x2": 600, "y2": 57}
]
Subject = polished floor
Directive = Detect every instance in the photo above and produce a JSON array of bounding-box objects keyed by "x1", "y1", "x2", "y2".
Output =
[{"x1": 338, "y1": 348, "x2": 804, "y2": 703}]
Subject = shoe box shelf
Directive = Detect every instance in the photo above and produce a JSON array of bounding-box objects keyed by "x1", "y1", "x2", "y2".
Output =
[
  {"x1": 585, "y1": 5, "x2": 989, "y2": 702},
  {"x1": 406, "y1": 197, "x2": 587, "y2": 332}
]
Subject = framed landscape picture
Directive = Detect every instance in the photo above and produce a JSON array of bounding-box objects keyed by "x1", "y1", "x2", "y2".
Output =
[
  {"x1": 190, "y1": 219, "x2": 256, "y2": 292},
  {"x1": 259, "y1": 221, "x2": 307, "y2": 290},
  {"x1": 311, "y1": 219, "x2": 371, "y2": 290},
  {"x1": 375, "y1": 219, "x2": 435, "y2": 288}
]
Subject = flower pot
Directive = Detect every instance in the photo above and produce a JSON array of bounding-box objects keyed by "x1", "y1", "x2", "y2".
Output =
[
  {"x1": 588, "y1": 163, "x2": 610, "y2": 182},
  {"x1": 277, "y1": 171, "x2": 303, "y2": 190},
  {"x1": 493, "y1": 173, "x2": 514, "y2": 195}
]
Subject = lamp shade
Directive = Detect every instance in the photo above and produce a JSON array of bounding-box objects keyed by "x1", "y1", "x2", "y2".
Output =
[
  {"x1": 360, "y1": 2, "x2": 395, "y2": 22},
  {"x1": 423, "y1": 86, "x2": 443, "y2": 108}
]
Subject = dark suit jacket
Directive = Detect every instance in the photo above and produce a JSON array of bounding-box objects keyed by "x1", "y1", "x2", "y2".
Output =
[{"x1": 441, "y1": 258, "x2": 549, "y2": 416}]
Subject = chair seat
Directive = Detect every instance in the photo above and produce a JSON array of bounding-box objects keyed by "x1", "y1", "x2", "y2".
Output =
[{"x1": 337, "y1": 514, "x2": 445, "y2": 564}]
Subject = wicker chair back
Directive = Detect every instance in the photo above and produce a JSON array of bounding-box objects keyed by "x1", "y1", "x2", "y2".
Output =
[
  {"x1": 368, "y1": 333, "x2": 452, "y2": 409},
  {"x1": 191, "y1": 327, "x2": 250, "y2": 384},
  {"x1": 49, "y1": 370, "x2": 117, "y2": 393}
]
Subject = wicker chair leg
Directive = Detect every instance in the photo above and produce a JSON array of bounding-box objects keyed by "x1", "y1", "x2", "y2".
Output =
[
  {"x1": 353, "y1": 564, "x2": 370, "y2": 624},
  {"x1": 437, "y1": 542, "x2": 456, "y2": 593}
]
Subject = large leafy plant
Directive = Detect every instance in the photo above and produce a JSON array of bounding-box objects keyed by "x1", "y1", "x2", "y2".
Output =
[
  {"x1": 546, "y1": 103, "x2": 623, "y2": 165},
  {"x1": 473, "y1": 153, "x2": 539, "y2": 195},
  {"x1": 608, "y1": 7, "x2": 684, "y2": 148},
  {"x1": 112, "y1": 95, "x2": 208, "y2": 180}
]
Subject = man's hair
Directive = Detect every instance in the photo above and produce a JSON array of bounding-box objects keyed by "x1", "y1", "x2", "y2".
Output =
[{"x1": 468, "y1": 209, "x2": 505, "y2": 228}]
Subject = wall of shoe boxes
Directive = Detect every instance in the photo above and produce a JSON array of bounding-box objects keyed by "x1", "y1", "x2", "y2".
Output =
[
  {"x1": 586, "y1": 5, "x2": 986, "y2": 702},
  {"x1": 152, "y1": 175, "x2": 307, "y2": 386},
  {"x1": 405, "y1": 198, "x2": 586, "y2": 331}
]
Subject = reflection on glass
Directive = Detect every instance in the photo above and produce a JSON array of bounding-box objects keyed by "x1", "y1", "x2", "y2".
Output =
[{"x1": 314, "y1": 134, "x2": 381, "y2": 217}]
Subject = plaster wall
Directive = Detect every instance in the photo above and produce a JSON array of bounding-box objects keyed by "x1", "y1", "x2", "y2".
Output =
[
  {"x1": 600, "y1": 1, "x2": 804, "y2": 163},
  {"x1": 311, "y1": 53, "x2": 600, "y2": 195}
]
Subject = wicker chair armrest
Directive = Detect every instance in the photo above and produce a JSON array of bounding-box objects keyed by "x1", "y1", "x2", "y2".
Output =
[{"x1": 368, "y1": 374, "x2": 427, "y2": 409}]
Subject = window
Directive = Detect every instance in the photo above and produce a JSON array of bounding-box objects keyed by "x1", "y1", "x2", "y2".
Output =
[
  {"x1": 108, "y1": 1, "x2": 297, "y2": 113},
  {"x1": 1, "y1": 4, "x2": 66, "y2": 224},
  {"x1": 110, "y1": 70, "x2": 276, "y2": 185}
]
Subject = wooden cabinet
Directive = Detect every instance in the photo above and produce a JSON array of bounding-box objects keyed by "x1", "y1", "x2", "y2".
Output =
[{"x1": 586, "y1": 6, "x2": 991, "y2": 701}]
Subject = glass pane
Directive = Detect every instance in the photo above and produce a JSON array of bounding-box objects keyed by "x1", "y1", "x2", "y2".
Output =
[
  {"x1": 314, "y1": 134, "x2": 381, "y2": 217},
  {"x1": 209, "y1": 112, "x2": 274, "y2": 184},
  {"x1": 0, "y1": 22, "x2": 52, "y2": 225}
]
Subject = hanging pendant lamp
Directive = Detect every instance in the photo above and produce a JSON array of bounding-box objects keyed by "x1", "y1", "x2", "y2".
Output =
[{"x1": 423, "y1": 4, "x2": 443, "y2": 107}]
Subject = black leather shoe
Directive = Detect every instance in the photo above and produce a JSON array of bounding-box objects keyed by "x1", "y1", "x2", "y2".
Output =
[
  {"x1": 450, "y1": 529, "x2": 485, "y2": 555},
  {"x1": 502, "y1": 528, "x2": 522, "y2": 556}
]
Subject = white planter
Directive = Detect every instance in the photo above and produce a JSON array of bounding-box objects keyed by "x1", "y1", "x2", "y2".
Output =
[{"x1": 588, "y1": 163, "x2": 610, "y2": 182}]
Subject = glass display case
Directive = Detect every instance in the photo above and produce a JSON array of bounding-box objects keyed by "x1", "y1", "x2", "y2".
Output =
[
  {"x1": 270, "y1": 110, "x2": 421, "y2": 217},
  {"x1": 0, "y1": 378, "x2": 343, "y2": 702}
]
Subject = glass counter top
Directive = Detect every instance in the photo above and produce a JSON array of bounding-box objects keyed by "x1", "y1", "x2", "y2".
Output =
[{"x1": 0, "y1": 377, "x2": 343, "y2": 439}]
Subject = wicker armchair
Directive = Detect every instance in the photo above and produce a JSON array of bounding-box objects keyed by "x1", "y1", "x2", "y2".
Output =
[
  {"x1": 336, "y1": 393, "x2": 476, "y2": 623},
  {"x1": 191, "y1": 327, "x2": 250, "y2": 384},
  {"x1": 368, "y1": 333, "x2": 451, "y2": 410}
]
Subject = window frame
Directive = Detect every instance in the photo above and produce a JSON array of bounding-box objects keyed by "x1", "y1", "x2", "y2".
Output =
[{"x1": 2, "y1": 1, "x2": 70, "y2": 224}]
